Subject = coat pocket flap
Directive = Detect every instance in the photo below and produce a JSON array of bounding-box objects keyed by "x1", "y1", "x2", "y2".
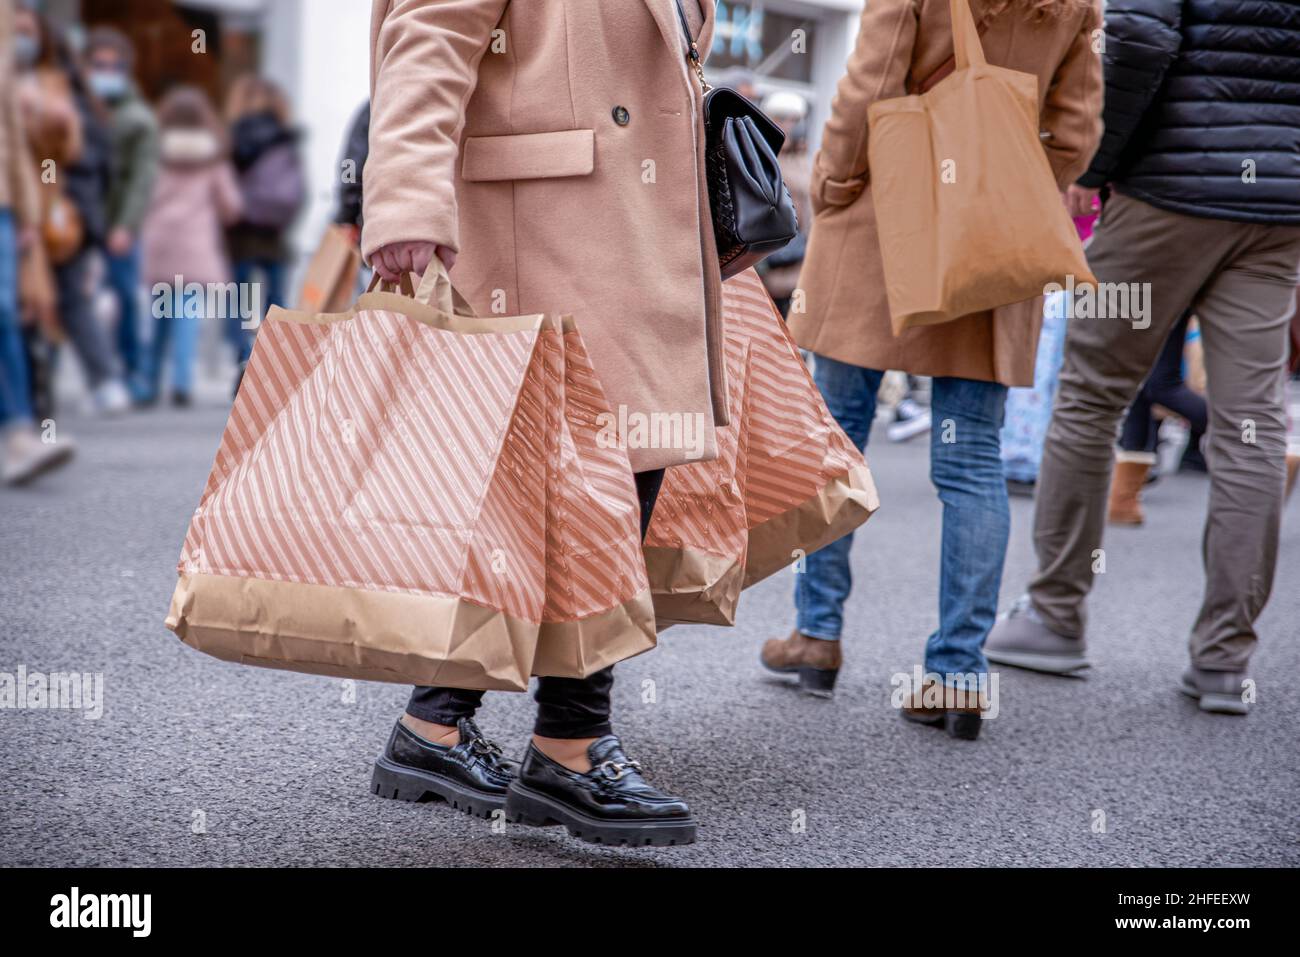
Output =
[{"x1": 462, "y1": 130, "x2": 595, "y2": 182}]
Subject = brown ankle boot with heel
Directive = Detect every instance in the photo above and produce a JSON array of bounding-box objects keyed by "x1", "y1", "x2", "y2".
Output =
[
  {"x1": 760, "y1": 630, "x2": 842, "y2": 697},
  {"x1": 1108, "y1": 455, "x2": 1153, "y2": 525}
]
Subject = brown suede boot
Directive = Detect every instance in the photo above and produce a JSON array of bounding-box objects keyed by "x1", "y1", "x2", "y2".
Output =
[
  {"x1": 899, "y1": 676, "x2": 988, "y2": 740},
  {"x1": 760, "y1": 630, "x2": 842, "y2": 697},
  {"x1": 1108, "y1": 456, "x2": 1153, "y2": 526}
]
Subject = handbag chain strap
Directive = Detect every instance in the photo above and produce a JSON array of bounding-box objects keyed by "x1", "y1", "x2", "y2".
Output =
[{"x1": 672, "y1": 0, "x2": 711, "y2": 90}]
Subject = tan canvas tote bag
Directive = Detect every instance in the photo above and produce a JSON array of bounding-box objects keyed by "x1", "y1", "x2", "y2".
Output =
[{"x1": 868, "y1": 0, "x2": 1096, "y2": 334}]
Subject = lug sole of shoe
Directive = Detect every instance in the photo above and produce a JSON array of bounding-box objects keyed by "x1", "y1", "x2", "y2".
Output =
[
  {"x1": 1179, "y1": 680, "x2": 1249, "y2": 716},
  {"x1": 370, "y1": 755, "x2": 506, "y2": 819},
  {"x1": 504, "y1": 783, "x2": 697, "y2": 847},
  {"x1": 985, "y1": 648, "x2": 1090, "y2": 676}
]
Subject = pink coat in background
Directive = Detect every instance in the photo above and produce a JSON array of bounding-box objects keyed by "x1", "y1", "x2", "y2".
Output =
[{"x1": 140, "y1": 155, "x2": 243, "y2": 289}]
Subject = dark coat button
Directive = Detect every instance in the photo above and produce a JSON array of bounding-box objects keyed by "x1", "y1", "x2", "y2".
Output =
[{"x1": 612, "y1": 106, "x2": 631, "y2": 126}]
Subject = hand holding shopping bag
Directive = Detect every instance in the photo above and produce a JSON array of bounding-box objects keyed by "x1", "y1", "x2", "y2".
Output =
[{"x1": 166, "y1": 260, "x2": 654, "y2": 691}]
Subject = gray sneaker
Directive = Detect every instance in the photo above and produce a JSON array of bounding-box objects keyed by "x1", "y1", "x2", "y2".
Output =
[
  {"x1": 1179, "y1": 667, "x2": 1251, "y2": 715},
  {"x1": 984, "y1": 595, "x2": 1090, "y2": 675}
]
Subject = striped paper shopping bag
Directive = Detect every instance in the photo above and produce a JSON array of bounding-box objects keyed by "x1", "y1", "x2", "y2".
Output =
[
  {"x1": 644, "y1": 269, "x2": 880, "y2": 625},
  {"x1": 166, "y1": 262, "x2": 654, "y2": 690}
]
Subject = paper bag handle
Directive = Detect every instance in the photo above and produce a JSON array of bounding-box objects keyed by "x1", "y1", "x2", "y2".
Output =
[{"x1": 368, "y1": 258, "x2": 477, "y2": 317}]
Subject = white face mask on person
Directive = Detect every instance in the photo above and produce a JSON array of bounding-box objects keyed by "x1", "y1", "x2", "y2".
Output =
[
  {"x1": 160, "y1": 128, "x2": 221, "y2": 164},
  {"x1": 88, "y1": 69, "x2": 129, "y2": 101}
]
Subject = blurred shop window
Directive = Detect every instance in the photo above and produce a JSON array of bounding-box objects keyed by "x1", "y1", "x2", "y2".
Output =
[{"x1": 710, "y1": 1, "x2": 819, "y2": 84}]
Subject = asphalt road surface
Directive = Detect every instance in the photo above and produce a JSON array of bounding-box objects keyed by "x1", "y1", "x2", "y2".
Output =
[{"x1": 3, "y1": 402, "x2": 1297, "y2": 867}]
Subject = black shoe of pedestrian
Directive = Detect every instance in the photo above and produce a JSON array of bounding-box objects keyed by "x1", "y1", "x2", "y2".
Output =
[
  {"x1": 505, "y1": 737, "x2": 697, "y2": 847},
  {"x1": 371, "y1": 718, "x2": 518, "y2": 819},
  {"x1": 171, "y1": 390, "x2": 192, "y2": 408}
]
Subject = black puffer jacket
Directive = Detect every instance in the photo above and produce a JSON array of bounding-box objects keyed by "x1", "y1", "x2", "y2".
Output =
[{"x1": 1079, "y1": 0, "x2": 1300, "y2": 225}]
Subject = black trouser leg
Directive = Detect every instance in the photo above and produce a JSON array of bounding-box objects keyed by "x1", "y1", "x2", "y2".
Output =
[
  {"x1": 405, "y1": 686, "x2": 485, "y2": 726},
  {"x1": 1118, "y1": 392, "x2": 1157, "y2": 453},
  {"x1": 1143, "y1": 314, "x2": 1207, "y2": 432},
  {"x1": 632, "y1": 467, "x2": 666, "y2": 540},
  {"x1": 532, "y1": 666, "x2": 617, "y2": 738},
  {"x1": 409, "y1": 468, "x2": 667, "y2": 735},
  {"x1": 1118, "y1": 312, "x2": 1201, "y2": 455}
]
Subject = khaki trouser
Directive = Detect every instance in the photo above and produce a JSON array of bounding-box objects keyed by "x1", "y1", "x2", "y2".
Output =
[{"x1": 1030, "y1": 192, "x2": 1300, "y2": 671}]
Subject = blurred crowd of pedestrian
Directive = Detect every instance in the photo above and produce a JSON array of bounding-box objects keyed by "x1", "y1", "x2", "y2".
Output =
[{"x1": 1, "y1": 0, "x2": 306, "y2": 485}]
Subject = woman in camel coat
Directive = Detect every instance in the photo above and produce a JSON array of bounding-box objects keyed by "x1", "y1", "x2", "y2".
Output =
[
  {"x1": 362, "y1": 0, "x2": 720, "y2": 848},
  {"x1": 763, "y1": 0, "x2": 1103, "y2": 739}
]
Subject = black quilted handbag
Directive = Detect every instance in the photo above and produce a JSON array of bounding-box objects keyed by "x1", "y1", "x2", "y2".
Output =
[{"x1": 673, "y1": 1, "x2": 799, "y2": 280}]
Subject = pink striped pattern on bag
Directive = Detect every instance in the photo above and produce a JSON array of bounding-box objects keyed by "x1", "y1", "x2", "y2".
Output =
[
  {"x1": 542, "y1": 329, "x2": 651, "y2": 623},
  {"x1": 180, "y1": 306, "x2": 552, "y2": 623},
  {"x1": 646, "y1": 269, "x2": 864, "y2": 554}
]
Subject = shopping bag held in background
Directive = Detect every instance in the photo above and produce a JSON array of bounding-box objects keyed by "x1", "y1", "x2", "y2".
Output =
[
  {"x1": 296, "y1": 224, "x2": 361, "y2": 314},
  {"x1": 867, "y1": 0, "x2": 1095, "y2": 335}
]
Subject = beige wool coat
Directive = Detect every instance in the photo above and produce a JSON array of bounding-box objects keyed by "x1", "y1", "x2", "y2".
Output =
[
  {"x1": 363, "y1": 0, "x2": 726, "y2": 472},
  {"x1": 790, "y1": 0, "x2": 1104, "y2": 387},
  {"x1": 0, "y1": 0, "x2": 39, "y2": 228}
]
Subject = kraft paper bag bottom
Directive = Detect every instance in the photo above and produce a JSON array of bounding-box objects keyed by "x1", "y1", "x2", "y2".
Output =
[
  {"x1": 648, "y1": 462, "x2": 879, "y2": 630},
  {"x1": 744, "y1": 462, "x2": 879, "y2": 589},
  {"x1": 167, "y1": 572, "x2": 656, "y2": 692},
  {"x1": 644, "y1": 546, "x2": 746, "y2": 627}
]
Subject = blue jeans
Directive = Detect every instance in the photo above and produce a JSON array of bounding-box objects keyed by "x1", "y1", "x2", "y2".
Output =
[
  {"x1": 228, "y1": 259, "x2": 287, "y2": 365},
  {"x1": 0, "y1": 209, "x2": 32, "y2": 428},
  {"x1": 1001, "y1": 291, "x2": 1069, "y2": 483},
  {"x1": 795, "y1": 355, "x2": 1010, "y2": 684},
  {"x1": 107, "y1": 245, "x2": 145, "y2": 396},
  {"x1": 145, "y1": 288, "x2": 203, "y2": 399}
]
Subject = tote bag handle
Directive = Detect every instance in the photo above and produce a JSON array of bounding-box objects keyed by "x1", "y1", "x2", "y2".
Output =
[
  {"x1": 952, "y1": 0, "x2": 988, "y2": 71},
  {"x1": 914, "y1": 0, "x2": 992, "y2": 93}
]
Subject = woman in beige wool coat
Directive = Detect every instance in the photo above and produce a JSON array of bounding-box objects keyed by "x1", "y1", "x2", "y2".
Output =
[{"x1": 362, "y1": 0, "x2": 726, "y2": 848}]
